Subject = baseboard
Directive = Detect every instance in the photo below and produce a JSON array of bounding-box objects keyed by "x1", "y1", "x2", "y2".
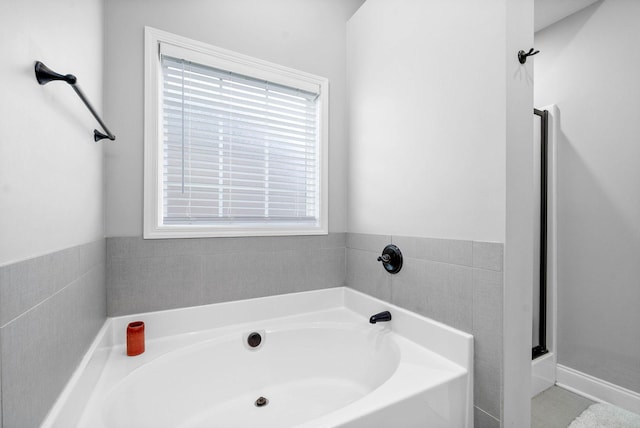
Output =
[
  {"x1": 531, "y1": 352, "x2": 556, "y2": 397},
  {"x1": 556, "y1": 364, "x2": 640, "y2": 415}
]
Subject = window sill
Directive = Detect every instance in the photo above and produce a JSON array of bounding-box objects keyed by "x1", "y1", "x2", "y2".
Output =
[{"x1": 143, "y1": 224, "x2": 328, "y2": 239}]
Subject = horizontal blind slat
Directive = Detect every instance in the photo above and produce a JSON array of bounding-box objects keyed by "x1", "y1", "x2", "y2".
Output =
[
  {"x1": 162, "y1": 79, "x2": 317, "y2": 116},
  {"x1": 163, "y1": 128, "x2": 317, "y2": 154},
  {"x1": 162, "y1": 56, "x2": 318, "y2": 101},
  {"x1": 165, "y1": 103, "x2": 316, "y2": 130},
  {"x1": 163, "y1": 140, "x2": 317, "y2": 163}
]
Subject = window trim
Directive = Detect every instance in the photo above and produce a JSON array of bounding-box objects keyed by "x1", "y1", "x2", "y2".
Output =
[{"x1": 143, "y1": 27, "x2": 328, "y2": 239}]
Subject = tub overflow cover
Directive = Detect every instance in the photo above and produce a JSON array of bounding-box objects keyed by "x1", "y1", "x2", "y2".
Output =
[
  {"x1": 255, "y1": 396, "x2": 269, "y2": 407},
  {"x1": 247, "y1": 332, "x2": 262, "y2": 348}
]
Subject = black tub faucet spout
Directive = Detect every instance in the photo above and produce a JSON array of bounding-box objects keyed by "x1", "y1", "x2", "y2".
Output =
[{"x1": 369, "y1": 311, "x2": 392, "y2": 324}]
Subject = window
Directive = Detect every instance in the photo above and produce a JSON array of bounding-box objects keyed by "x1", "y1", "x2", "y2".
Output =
[{"x1": 144, "y1": 27, "x2": 328, "y2": 238}]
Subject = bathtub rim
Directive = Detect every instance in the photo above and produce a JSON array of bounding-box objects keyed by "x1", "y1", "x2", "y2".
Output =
[{"x1": 41, "y1": 286, "x2": 474, "y2": 428}]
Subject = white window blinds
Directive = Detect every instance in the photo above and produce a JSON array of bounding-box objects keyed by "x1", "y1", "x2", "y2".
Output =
[{"x1": 161, "y1": 55, "x2": 320, "y2": 226}]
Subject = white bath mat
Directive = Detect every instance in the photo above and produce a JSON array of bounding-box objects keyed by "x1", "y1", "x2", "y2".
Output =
[{"x1": 568, "y1": 403, "x2": 640, "y2": 428}]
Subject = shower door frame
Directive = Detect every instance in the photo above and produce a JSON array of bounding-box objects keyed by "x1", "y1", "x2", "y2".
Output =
[
  {"x1": 531, "y1": 105, "x2": 558, "y2": 398},
  {"x1": 533, "y1": 108, "x2": 549, "y2": 360}
]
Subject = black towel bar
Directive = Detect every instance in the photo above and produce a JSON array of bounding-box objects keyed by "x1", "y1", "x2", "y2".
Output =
[{"x1": 34, "y1": 61, "x2": 115, "y2": 142}]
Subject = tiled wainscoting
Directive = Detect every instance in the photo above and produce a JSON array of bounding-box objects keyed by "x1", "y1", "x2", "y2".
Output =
[
  {"x1": 347, "y1": 233, "x2": 504, "y2": 428},
  {"x1": 0, "y1": 240, "x2": 106, "y2": 428},
  {"x1": 106, "y1": 233, "x2": 347, "y2": 316},
  {"x1": 0, "y1": 232, "x2": 503, "y2": 427}
]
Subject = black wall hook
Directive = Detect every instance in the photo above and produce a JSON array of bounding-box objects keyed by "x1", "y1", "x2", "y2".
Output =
[
  {"x1": 34, "y1": 61, "x2": 116, "y2": 142},
  {"x1": 518, "y1": 48, "x2": 540, "y2": 64}
]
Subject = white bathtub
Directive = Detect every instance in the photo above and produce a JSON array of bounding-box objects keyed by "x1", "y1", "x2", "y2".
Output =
[{"x1": 42, "y1": 288, "x2": 473, "y2": 428}]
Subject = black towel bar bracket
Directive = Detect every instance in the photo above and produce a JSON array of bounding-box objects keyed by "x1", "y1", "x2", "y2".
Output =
[{"x1": 34, "y1": 61, "x2": 115, "y2": 142}]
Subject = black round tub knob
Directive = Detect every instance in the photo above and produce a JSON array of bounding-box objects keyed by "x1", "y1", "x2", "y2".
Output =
[{"x1": 377, "y1": 244, "x2": 403, "y2": 274}]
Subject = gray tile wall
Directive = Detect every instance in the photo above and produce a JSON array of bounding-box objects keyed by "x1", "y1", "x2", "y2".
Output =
[
  {"x1": 0, "y1": 232, "x2": 500, "y2": 427},
  {"x1": 346, "y1": 233, "x2": 504, "y2": 427},
  {"x1": 0, "y1": 239, "x2": 107, "y2": 428},
  {"x1": 106, "y1": 233, "x2": 346, "y2": 316}
]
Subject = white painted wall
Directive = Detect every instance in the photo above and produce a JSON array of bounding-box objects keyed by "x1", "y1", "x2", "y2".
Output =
[
  {"x1": 347, "y1": 1, "x2": 534, "y2": 426},
  {"x1": 104, "y1": 0, "x2": 363, "y2": 237},
  {"x1": 535, "y1": 0, "x2": 640, "y2": 394},
  {"x1": 0, "y1": 0, "x2": 104, "y2": 265},
  {"x1": 534, "y1": 0, "x2": 599, "y2": 32},
  {"x1": 347, "y1": 0, "x2": 507, "y2": 243},
  {"x1": 504, "y1": 0, "x2": 535, "y2": 425}
]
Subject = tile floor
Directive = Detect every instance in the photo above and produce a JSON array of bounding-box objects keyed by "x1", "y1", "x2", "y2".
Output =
[{"x1": 532, "y1": 386, "x2": 595, "y2": 428}]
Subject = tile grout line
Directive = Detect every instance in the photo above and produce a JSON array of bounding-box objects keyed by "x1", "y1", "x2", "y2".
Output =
[
  {"x1": 0, "y1": 263, "x2": 105, "y2": 330},
  {"x1": 107, "y1": 244, "x2": 347, "y2": 261},
  {"x1": 347, "y1": 245, "x2": 478, "y2": 269},
  {"x1": 475, "y1": 405, "x2": 501, "y2": 423}
]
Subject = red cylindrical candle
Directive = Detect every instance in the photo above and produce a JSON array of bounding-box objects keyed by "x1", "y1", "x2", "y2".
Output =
[{"x1": 126, "y1": 321, "x2": 145, "y2": 356}]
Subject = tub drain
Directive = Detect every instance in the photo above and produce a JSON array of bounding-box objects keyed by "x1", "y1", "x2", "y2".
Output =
[{"x1": 255, "y1": 396, "x2": 269, "y2": 407}]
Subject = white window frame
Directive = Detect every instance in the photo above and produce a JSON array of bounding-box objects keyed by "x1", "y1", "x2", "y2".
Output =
[{"x1": 143, "y1": 27, "x2": 328, "y2": 239}]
